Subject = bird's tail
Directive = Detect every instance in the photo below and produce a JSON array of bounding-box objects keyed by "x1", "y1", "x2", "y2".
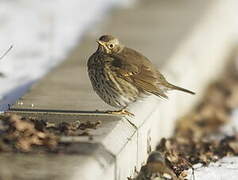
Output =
[{"x1": 167, "y1": 83, "x2": 195, "y2": 95}]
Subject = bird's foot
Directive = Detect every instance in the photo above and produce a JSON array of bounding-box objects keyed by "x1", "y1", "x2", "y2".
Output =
[{"x1": 106, "y1": 109, "x2": 134, "y2": 117}]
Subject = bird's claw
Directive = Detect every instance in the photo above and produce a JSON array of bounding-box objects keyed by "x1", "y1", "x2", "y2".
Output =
[{"x1": 106, "y1": 109, "x2": 134, "y2": 117}]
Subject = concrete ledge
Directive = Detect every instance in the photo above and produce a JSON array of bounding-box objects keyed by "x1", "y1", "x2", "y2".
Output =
[{"x1": 4, "y1": 0, "x2": 238, "y2": 180}]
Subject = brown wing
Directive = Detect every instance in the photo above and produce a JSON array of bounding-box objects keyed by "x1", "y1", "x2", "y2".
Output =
[{"x1": 110, "y1": 47, "x2": 168, "y2": 98}]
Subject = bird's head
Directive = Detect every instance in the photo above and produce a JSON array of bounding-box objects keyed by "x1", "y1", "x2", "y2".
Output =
[{"x1": 96, "y1": 35, "x2": 123, "y2": 54}]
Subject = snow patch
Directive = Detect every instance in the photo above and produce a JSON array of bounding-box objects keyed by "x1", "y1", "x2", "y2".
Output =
[{"x1": 186, "y1": 156, "x2": 238, "y2": 180}]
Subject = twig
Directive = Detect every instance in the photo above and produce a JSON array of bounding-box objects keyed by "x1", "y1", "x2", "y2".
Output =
[{"x1": 0, "y1": 45, "x2": 13, "y2": 60}]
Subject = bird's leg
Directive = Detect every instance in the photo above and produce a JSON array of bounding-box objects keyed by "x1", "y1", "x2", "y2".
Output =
[{"x1": 106, "y1": 108, "x2": 134, "y2": 116}]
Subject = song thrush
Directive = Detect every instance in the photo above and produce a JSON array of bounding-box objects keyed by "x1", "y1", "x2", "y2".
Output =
[
  {"x1": 87, "y1": 35, "x2": 195, "y2": 115},
  {"x1": 145, "y1": 151, "x2": 178, "y2": 179}
]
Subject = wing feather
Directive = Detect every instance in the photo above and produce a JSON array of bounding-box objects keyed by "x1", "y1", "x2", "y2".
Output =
[{"x1": 110, "y1": 48, "x2": 168, "y2": 98}]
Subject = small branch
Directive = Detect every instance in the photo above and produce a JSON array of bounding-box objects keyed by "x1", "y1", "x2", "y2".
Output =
[{"x1": 0, "y1": 45, "x2": 13, "y2": 60}]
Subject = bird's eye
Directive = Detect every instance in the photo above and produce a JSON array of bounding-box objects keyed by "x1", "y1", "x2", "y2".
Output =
[{"x1": 108, "y1": 43, "x2": 114, "y2": 49}]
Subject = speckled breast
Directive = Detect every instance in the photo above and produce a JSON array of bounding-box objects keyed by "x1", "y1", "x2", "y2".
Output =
[{"x1": 87, "y1": 53, "x2": 139, "y2": 108}]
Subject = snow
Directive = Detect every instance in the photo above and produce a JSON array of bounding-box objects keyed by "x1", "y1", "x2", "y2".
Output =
[
  {"x1": 186, "y1": 157, "x2": 238, "y2": 180},
  {"x1": 0, "y1": 0, "x2": 133, "y2": 111}
]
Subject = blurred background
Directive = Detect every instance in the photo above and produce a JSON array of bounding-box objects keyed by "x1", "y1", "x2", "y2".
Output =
[{"x1": 0, "y1": 0, "x2": 132, "y2": 110}]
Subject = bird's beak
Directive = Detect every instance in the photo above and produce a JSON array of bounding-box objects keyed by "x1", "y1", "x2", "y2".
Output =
[{"x1": 96, "y1": 40, "x2": 104, "y2": 46}]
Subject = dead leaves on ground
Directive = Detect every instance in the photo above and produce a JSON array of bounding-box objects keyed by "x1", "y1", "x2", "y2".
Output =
[
  {"x1": 0, "y1": 114, "x2": 58, "y2": 152},
  {"x1": 0, "y1": 114, "x2": 101, "y2": 153}
]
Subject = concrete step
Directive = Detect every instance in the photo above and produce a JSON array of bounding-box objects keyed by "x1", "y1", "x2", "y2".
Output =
[{"x1": 4, "y1": 0, "x2": 238, "y2": 179}]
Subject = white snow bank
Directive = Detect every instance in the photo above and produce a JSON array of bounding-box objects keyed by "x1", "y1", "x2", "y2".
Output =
[
  {"x1": 186, "y1": 156, "x2": 238, "y2": 180},
  {"x1": 0, "y1": 0, "x2": 133, "y2": 111}
]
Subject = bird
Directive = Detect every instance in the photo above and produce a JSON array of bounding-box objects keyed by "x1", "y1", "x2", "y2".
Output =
[
  {"x1": 146, "y1": 151, "x2": 178, "y2": 179},
  {"x1": 128, "y1": 151, "x2": 178, "y2": 179},
  {"x1": 87, "y1": 35, "x2": 195, "y2": 116}
]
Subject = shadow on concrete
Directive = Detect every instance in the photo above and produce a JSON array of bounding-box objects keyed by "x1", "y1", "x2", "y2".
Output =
[{"x1": 0, "y1": 80, "x2": 36, "y2": 111}]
